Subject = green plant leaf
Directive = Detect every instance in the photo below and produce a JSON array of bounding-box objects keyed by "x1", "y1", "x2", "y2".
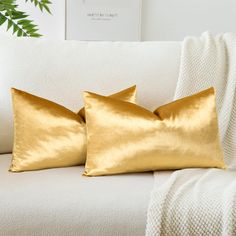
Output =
[
  {"x1": 7, "y1": 18, "x2": 13, "y2": 30},
  {"x1": 0, "y1": 0, "x2": 52, "y2": 37},
  {"x1": 25, "y1": 0, "x2": 52, "y2": 14},
  {"x1": 0, "y1": 14, "x2": 7, "y2": 25}
]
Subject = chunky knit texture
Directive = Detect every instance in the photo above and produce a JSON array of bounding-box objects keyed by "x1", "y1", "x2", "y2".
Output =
[
  {"x1": 146, "y1": 32, "x2": 236, "y2": 236},
  {"x1": 146, "y1": 169, "x2": 236, "y2": 236}
]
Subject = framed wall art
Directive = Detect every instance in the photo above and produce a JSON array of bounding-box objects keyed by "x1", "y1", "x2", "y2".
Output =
[{"x1": 66, "y1": 0, "x2": 142, "y2": 41}]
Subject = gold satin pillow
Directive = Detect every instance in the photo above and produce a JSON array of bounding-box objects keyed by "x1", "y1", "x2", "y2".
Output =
[
  {"x1": 84, "y1": 87, "x2": 225, "y2": 176},
  {"x1": 78, "y1": 85, "x2": 137, "y2": 121},
  {"x1": 10, "y1": 86, "x2": 136, "y2": 172}
]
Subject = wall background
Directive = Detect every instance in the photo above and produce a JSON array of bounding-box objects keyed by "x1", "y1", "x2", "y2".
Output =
[
  {"x1": 142, "y1": 0, "x2": 236, "y2": 41},
  {"x1": 0, "y1": 0, "x2": 236, "y2": 41}
]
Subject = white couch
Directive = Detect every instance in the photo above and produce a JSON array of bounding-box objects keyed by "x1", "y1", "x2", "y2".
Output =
[{"x1": 0, "y1": 37, "x2": 181, "y2": 236}]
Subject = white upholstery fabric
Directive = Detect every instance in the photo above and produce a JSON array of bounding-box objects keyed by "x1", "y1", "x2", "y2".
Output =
[
  {"x1": 0, "y1": 37, "x2": 181, "y2": 153},
  {"x1": 0, "y1": 154, "x2": 153, "y2": 236}
]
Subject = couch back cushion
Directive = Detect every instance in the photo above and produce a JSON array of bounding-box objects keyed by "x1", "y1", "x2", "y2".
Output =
[{"x1": 0, "y1": 38, "x2": 181, "y2": 153}]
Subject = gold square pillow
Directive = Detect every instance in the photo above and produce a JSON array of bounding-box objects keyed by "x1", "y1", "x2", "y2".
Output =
[
  {"x1": 10, "y1": 86, "x2": 136, "y2": 172},
  {"x1": 84, "y1": 87, "x2": 225, "y2": 176}
]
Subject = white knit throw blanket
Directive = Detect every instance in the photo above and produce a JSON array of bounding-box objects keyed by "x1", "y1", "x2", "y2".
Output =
[{"x1": 146, "y1": 32, "x2": 236, "y2": 236}]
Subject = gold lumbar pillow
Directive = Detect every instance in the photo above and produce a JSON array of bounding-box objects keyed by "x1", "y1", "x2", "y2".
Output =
[
  {"x1": 78, "y1": 85, "x2": 137, "y2": 121},
  {"x1": 10, "y1": 86, "x2": 136, "y2": 172},
  {"x1": 84, "y1": 87, "x2": 225, "y2": 176}
]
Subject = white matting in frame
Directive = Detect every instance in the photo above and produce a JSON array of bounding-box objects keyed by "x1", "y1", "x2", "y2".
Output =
[{"x1": 66, "y1": 0, "x2": 142, "y2": 41}]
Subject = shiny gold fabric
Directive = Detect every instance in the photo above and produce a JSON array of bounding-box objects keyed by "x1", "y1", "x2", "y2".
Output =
[
  {"x1": 78, "y1": 85, "x2": 136, "y2": 121},
  {"x1": 84, "y1": 87, "x2": 225, "y2": 176},
  {"x1": 10, "y1": 86, "x2": 136, "y2": 172}
]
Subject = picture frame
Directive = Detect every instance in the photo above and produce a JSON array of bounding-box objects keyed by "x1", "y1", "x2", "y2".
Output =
[{"x1": 66, "y1": 0, "x2": 142, "y2": 41}]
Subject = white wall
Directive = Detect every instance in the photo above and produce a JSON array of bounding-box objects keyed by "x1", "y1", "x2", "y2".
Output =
[
  {"x1": 1, "y1": 0, "x2": 236, "y2": 41},
  {"x1": 142, "y1": 0, "x2": 236, "y2": 40}
]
